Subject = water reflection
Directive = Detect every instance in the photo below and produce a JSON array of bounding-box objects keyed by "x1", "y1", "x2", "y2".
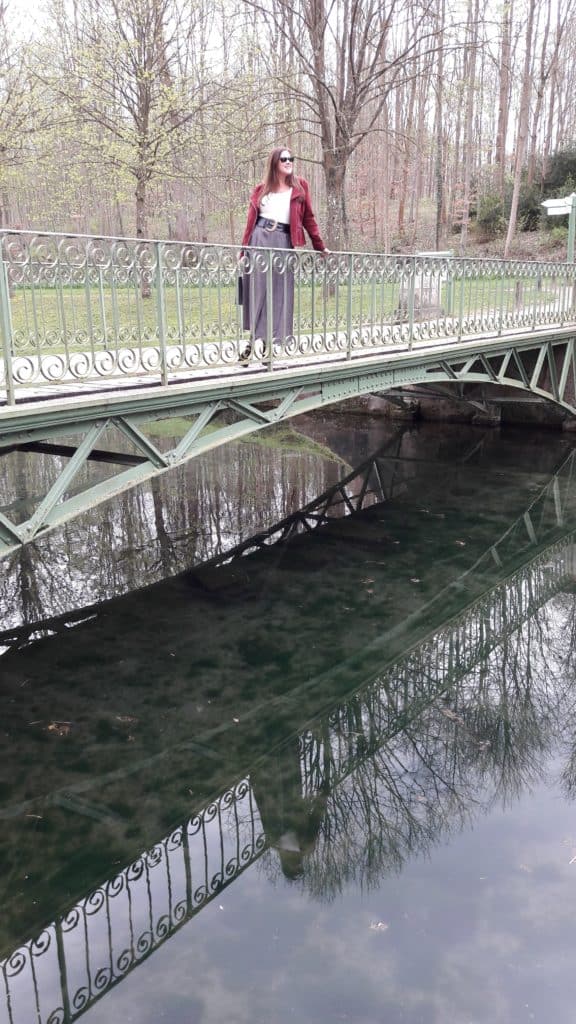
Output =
[
  {"x1": 2, "y1": 424, "x2": 576, "y2": 1023},
  {"x1": 2, "y1": 539, "x2": 575, "y2": 1022},
  {"x1": 0, "y1": 424, "x2": 354, "y2": 631}
]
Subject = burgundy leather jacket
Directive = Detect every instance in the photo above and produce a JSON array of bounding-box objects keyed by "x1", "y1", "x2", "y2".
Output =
[{"x1": 241, "y1": 177, "x2": 327, "y2": 251}]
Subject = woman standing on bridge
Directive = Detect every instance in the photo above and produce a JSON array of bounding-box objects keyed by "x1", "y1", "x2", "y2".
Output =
[{"x1": 239, "y1": 146, "x2": 328, "y2": 365}]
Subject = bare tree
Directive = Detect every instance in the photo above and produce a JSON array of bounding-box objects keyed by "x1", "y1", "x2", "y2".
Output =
[
  {"x1": 503, "y1": 0, "x2": 537, "y2": 257},
  {"x1": 39, "y1": 0, "x2": 220, "y2": 239},
  {"x1": 494, "y1": 0, "x2": 513, "y2": 199},
  {"x1": 528, "y1": 0, "x2": 575, "y2": 189},
  {"x1": 458, "y1": 0, "x2": 481, "y2": 253},
  {"x1": 0, "y1": 0, "x2": 46, "y2": 227},
  {"x1": 241, "y1": 0, "x2": 442, "y2": 250}
]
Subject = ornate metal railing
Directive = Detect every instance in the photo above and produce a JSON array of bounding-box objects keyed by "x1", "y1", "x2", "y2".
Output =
[
  {"x1": 0, "y1": 778, "x2": 266, "y2": 1023},
  {"x1": 2, "y1": 229, "x2": 576, "y2": 402}
]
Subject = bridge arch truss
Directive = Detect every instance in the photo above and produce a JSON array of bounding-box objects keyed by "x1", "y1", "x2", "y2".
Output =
[{"x1": 1, "y1": 330, "x2": 576, "y2": 557}]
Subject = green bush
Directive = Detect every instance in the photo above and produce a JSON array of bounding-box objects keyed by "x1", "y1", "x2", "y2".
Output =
[
  {"x1": 549, "y1": 226, "x2": 569, "y2": 247},
  {"x1": 476, "y1": 194, "x2": 505, "y2": 238},
  {"x1": 518, "y1": 184, "x2": 543, "y2": 231},
  {"x1": 544, "y1": 151, "x2": 576, "y2": 193}
]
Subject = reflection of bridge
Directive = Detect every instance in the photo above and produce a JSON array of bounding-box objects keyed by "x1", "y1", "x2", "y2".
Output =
[
  {"x1": 2, "y1": 229, "x2": 576, "y2": 556},
  {"x1": 2, "y1": 450, "x2": 576, "y2": 1024},
  {"x1": 0, "y1": 429, "x2": 570, "y2": 652}
]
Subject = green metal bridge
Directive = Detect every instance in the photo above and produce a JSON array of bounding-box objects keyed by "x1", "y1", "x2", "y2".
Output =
[{"x1": 2, "y1": 228, "x2": 576, "y2": 557}]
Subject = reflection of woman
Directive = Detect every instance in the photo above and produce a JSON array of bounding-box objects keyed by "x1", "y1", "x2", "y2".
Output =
[
  {"x1": 240, "y1": 146, "x2": 328, "y2": 364},
  {"x1": 250, "y1": 742, "x2": 330, "y2": 881}
]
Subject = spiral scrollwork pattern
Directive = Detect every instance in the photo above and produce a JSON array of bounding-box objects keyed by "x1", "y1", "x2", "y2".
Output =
[
  {"x1": 0, "y1": 774, "x2": 268, "y2": 1022},
  {"x1": 3, "y1": 229, "x2": 576, "y2": 400}
]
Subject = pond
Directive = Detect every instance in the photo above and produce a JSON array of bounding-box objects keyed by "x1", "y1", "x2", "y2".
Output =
[{"x1": 1, "y1": 414, "x2": 576, "y2": 1024}]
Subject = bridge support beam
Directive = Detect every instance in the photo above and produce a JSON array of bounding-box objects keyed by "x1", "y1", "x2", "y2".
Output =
[{"x1": 2, "y1": 330, "x2": 576, "y2": 557}]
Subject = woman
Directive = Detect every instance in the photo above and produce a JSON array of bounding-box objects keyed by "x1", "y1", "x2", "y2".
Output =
[{"x1": 239, "y1": 146, "x2": 328, "y2": 364}]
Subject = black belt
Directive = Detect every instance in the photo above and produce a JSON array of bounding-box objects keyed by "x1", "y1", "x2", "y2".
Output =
[{"x1": 256, "y1": 217, "x2": 290, "y2": 234}]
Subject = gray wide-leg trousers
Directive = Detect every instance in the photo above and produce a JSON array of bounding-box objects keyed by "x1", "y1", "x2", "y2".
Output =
[{"x1": 242, "y1": 225, "x2": 294, "y2": 346}]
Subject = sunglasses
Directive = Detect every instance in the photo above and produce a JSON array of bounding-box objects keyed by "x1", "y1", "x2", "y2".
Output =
[{"x1": 279, "y1": 156, "x2": 295, "y2": 163}]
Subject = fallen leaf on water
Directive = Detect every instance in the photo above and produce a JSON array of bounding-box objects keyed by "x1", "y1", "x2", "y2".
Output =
[
  {"x1": 47, "y1": 722, "x2": 72, "y2": 736},
  {"x1": 410, "y1": 577, "x2": 421, "y2": 583},
  {"x1": 116, "y1": 715, "x2": 138, "y2": 724}
]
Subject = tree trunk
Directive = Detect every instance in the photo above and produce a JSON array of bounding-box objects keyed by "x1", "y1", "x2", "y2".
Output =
[
  {"x1": 323, "y1": 154, "x2": 348, "y2": 250},
  {"x1": 541, "y1": 50, "x2": 558, "y2": 189},
  {"x1": 434, "y1": 0, "x2": 445, "y2": 250},
  {"x1": 135, "y1": 172, "x2": 148, "y2": 238},
  {"x1": 504, "y1": 0, "x2": 537, "y2": 257},
  {"x1": 0, "y1": 183, "x2": 9, "y2": 228},
  {"x1": 135, "y1": 172, "x2": 151, "y2": 297},
  {"x1": 495, "y1": 1, "x2": 512, "y2": 198},
  {"x1": 459, "y1": 0, "x2": 480, "y2": 254},
  {"x1": 398, "y1": 77, "x2": 417, "y2": 238},
  {"x1": 527, "y1": 1, "x2": 551, "y2": 188}
]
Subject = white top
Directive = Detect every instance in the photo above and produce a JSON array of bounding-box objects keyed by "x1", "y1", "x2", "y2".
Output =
[{"x1": 260, "y1": 189, "x2": 292, "y2": 224}]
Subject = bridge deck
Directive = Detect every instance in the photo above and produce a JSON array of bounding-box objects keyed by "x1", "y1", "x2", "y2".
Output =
[{"x1": 2, "y1": 322, "x2": 576, "y2": 430}]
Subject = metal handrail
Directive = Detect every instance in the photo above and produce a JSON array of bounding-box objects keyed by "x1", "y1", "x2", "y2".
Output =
[{"x1": 1, "y1": 228, "x2": 576, "y2": 404}]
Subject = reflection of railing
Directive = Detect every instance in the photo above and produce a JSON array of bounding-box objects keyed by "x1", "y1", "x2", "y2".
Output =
[
  {"x1": 0, "y1": 779, "x2": 266, "y2": 1024},
  {"x1": 2, "y1": 229, "x2": 576, "y2": 400},
  {"x1": 301, "y1": 536, "x2": 576, "y2": 797},
  {"x1": 3, "y1": 527, "x2": 576, "y2": 1024}
]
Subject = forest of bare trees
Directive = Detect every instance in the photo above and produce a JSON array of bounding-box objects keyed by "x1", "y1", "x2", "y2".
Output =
[{"x1": 2, "y1": 0, "x2": 576, "y2": 254}]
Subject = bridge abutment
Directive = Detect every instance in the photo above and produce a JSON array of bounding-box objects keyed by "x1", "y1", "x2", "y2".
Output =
[{"x1": 335, "y1": 383, "x2": 570, "y2": 429}]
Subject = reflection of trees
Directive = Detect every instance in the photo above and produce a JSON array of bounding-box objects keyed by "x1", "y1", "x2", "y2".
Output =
[
  {"x1": 0, "y1": 432, "x2": 346, "y2": 635},
  {"x1": 2, "y1": 422, "x2": 570, "y2": 639},
  {"x1": 260, "y1": 584, "x2": 576, "y2": 901}
]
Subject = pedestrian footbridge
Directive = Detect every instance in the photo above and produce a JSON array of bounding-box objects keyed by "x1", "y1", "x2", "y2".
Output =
[{"x1": 2, "y1": 229, "x2": 576, "y2": 556}]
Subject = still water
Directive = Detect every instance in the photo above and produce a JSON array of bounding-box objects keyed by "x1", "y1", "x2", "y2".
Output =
[{"x1": 2, "y1": 414, "x2": 576, "y2": 1024}]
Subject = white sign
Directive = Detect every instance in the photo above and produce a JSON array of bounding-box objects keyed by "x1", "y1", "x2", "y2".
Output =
[{"x1": 541, "y1": 194, "x2": 576, "y2": 215}]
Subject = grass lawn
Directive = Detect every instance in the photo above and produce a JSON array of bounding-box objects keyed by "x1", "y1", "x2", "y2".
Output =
[{"x1": 6, "y1": 273, "x2": 565, "y2": 355}]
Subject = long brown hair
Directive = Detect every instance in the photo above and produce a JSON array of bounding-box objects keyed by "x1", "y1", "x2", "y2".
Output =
[{"x1": 262, "y1": 146, "x2": 297, "y2": 193}]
